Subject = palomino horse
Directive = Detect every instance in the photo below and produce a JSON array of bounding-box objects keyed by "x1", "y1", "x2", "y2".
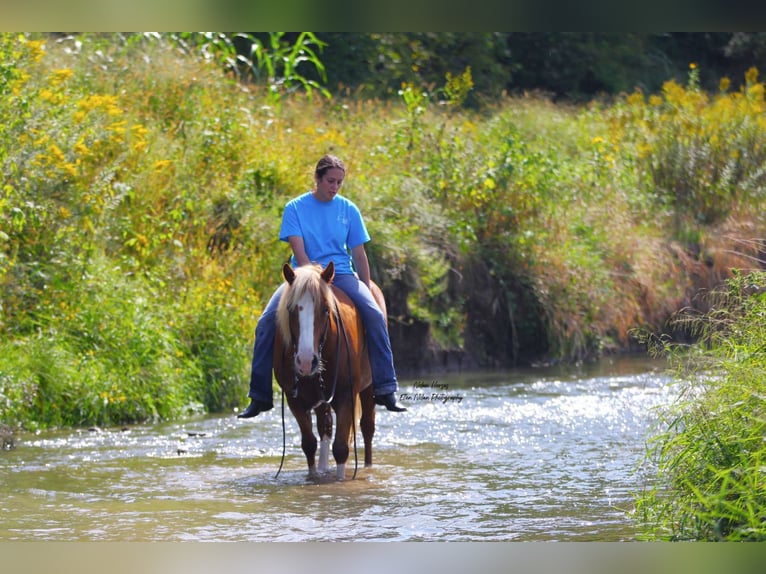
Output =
[{"x1": 274, "y1": 262, "x2": 384, "y2": 480}]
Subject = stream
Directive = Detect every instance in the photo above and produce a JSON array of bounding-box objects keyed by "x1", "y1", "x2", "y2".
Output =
[{"x1": 0, "y1": 355, "x2": 675, "y2": 541}]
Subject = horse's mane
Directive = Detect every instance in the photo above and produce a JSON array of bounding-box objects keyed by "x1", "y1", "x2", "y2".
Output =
[{"x1": 276, "y1": 265, "x2": 334, "y2": 347}]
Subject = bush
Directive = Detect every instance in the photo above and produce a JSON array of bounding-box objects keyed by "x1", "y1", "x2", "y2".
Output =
[
  {"x1": 606, "y1": 65, "x2": 766, "y2": 236},
  {"x1": 636, "y1": 271, "x2": 766, "y2": 541}
]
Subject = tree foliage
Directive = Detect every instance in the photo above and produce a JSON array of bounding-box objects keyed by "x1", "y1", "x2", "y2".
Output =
[{"x1": 310, "y1": 32, "x2": 765, "y2": 102}]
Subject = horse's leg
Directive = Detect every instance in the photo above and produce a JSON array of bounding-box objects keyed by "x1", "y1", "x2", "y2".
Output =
[
  {"x1": 332, "y1": 394, "x2": 353, "y2": 481},
  {"x1": 359, "y1": 386, "x2": 376, "y2": 468},
  {"x1": 315, "y1": 403, "x2": 333, "y2": 474},
  {"x1": 288, "y1": 402, "x2": 318, "y2": 478}
]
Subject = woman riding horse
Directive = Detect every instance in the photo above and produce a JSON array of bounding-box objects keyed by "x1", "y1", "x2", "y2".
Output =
[{"x1": 238, "y1": 154, "x2": 406, "y2": 419}]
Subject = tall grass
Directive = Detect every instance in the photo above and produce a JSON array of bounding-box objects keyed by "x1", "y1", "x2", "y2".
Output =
[
  {"x1": 2, "y1": 33, "x2": 765, "y2": 429},
  {"x1": 636, "y1": 271, "x2": 766, "y2": 540}
]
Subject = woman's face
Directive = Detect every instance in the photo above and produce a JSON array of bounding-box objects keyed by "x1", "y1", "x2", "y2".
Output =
[{"x1": 314, "y1": 167, "x2": 344, "y2": 202}]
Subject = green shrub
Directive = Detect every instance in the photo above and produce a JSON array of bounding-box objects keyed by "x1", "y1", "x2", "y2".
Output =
[{"x1": 636, "y1": 271, "x2": 766, "y2": 541}]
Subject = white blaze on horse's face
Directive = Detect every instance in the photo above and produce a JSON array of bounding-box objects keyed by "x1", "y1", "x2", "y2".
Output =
[{"x1": 294, "y1": 290, "x2": 320, "y2": 376}]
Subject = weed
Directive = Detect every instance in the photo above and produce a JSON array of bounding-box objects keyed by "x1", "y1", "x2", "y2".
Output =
[{"x1": 636, "y1": 271, "x2": 766, "y2": 540}]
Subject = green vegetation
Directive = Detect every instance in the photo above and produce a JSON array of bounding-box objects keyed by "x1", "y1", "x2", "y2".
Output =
[
  {"x1": 636, "y1": 271, "x2": 766, "y2": 540},
  {"x1": 1, "y1": 33, "x2": 765, "y2": 430}
]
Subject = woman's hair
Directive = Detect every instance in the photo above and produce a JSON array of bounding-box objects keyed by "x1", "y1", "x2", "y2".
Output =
[{"x1": 314, "y1": 154, "x2": 346, "y2": 180}]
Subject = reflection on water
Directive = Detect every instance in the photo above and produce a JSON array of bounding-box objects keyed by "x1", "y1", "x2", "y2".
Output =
[{"x1": 0, "y1": 355, "x2": 674, "y2": 541}]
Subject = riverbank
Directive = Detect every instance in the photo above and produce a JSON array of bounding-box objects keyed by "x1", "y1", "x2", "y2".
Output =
[{"x1": 393, "y1": 216, "x2": 766, "y2": 375}]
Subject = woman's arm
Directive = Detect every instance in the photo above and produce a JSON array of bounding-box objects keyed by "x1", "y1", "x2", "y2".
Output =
[
  {"x1": 351, "y1": 244, "x2": 371, "y2": 287},
  {"x1": 287, "y1": 236, "x2": 312, "y2": 267}
]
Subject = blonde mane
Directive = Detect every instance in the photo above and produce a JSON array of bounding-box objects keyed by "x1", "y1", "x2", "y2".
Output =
[{"x1": 276, "y1": 265, "x2": 334, "y2": 347}]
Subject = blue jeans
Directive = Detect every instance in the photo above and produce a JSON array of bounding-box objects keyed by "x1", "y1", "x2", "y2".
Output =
[{"x1": 247, "y1": 274, "x2": 399, "y2": 404}]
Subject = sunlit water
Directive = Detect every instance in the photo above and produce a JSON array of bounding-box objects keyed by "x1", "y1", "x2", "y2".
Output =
[{"x1": 0, "y1": 356, "x2": 675, "y2": 541}]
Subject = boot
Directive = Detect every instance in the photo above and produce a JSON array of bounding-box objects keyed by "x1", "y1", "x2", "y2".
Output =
[
  {"x1": 237, "y1": 399, "x2": 273, "y2": 419},
  {"x1": 374, "y1": 392, "x2": 407, "y2": 412}
]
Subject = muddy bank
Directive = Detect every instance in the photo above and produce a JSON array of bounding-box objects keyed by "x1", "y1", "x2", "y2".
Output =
[{"x1": 388, "y1": 222, "x2": 766, "y2": 376}]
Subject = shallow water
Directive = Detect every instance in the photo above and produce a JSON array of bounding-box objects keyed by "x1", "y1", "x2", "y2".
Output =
[{"x1": 0, "y1": 355, "x2": 674, "y2": 541}]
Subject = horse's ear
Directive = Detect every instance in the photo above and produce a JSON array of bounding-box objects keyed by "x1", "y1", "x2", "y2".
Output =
[
  {"x1": 283, "y1": 263, "x2": 296, "y2": 285},
  {"x1": 320, "y1": 261, "x2": 335, "y2": 284}
]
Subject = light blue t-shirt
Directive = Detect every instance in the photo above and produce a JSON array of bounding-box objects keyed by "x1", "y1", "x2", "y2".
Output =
[{"x1": 279, "y1": 192, "x2": 370, "y2": 275}]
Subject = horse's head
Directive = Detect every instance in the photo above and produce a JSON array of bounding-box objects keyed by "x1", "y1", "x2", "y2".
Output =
[{"x1": 277, "y1": 262, "x2": 335, "y2": 377}]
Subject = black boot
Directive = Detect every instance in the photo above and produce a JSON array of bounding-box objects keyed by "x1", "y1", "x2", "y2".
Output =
[
  {"x1": 374, "y1": 392, "x2": 407, "y2": 412},
  {"x1": 237, "y1": 399, "x2": 273, "y2": 419}
]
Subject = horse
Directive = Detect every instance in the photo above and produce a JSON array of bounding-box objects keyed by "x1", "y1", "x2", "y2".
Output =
[{"x1": 273, "y1": 261, "x2": 384, "y2": 480}]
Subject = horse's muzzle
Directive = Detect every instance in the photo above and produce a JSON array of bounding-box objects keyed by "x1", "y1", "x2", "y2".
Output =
[{"x1": 295, "y1": 353, "x2": 320, "y2": 377}]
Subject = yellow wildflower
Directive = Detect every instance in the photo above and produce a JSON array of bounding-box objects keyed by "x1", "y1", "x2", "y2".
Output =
[
  {"x1": 48, "y1": 143, "x2": 66, "y2": 163},
  {"x1": 131, "y1": 124, "x2": 149, "y2": 139},
  {"x1": 461, "y1": 118, "x2": 478, "y2": 134},
  {"x1": 662, "y1": 79, "x2": 685, "y2": 103},
  {"x1": 74, "y1": 140, "x2": 90, "y2": 156},
  {"x1": 745, "y1": 66, "x2": 759, "y2": 86},
  {"x1": 63, "y1": 163, "x2": 77, "y2": 178},
  {"x1": 719, "y1": 77, "x2": 731, "y2": 92},
  {"x1": 107, "y1": 120, "x2": 127, "y2": 135},
  {"x1": 50, "y1": 68, "x2": 74, "y2": 85},
  {"x1": 11, "y1": 71, "x2": 31, "y2": 95},
  {"x1": 77, "y1": 96, "x2": 97, "y2": 112},
  {"x1": 22, "y1": 38, "x2": 45, "y2": 62},
  {"x1": 39, "y1": 88, "x2": 61, "y2": 104},
  {"x1": 78, "y1": 94, "x2": 122, "y2": 116},
  {"x1": 636, "y1": 142, "x2": 653, "y2": 159},
  {"x1": 747, "y1": 82, "x2": 765, "y2": 105},
  {"x1": 626, "y1": 91, "x2": 644, "y2": 107}
]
